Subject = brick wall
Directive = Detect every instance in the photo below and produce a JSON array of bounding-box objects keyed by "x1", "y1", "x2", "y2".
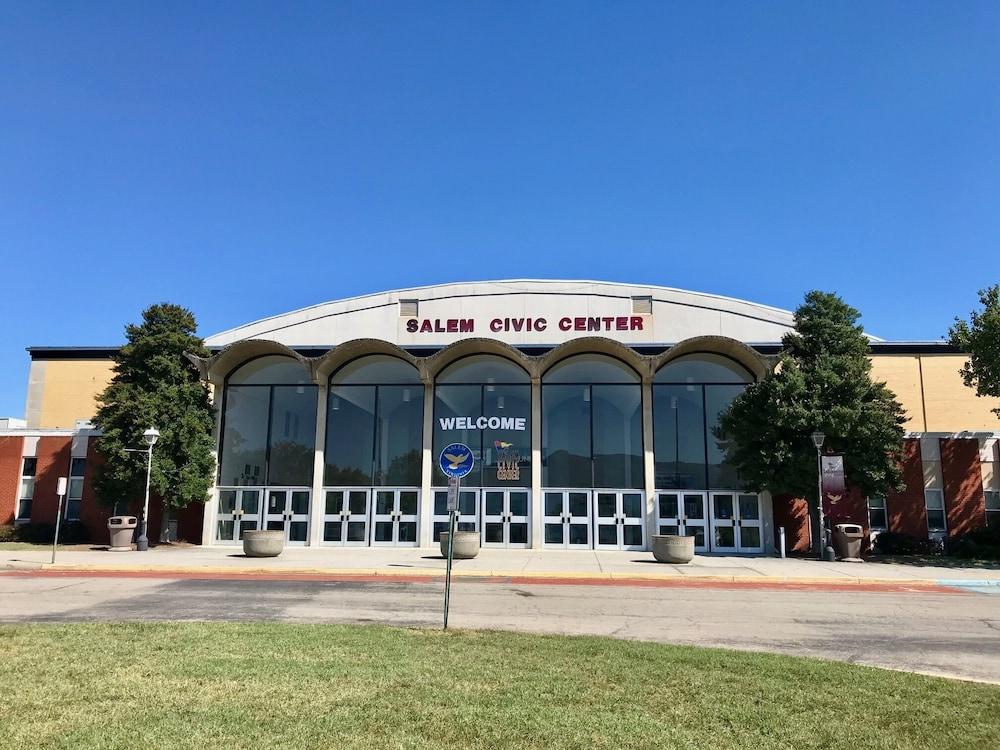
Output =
[
  {"x1": 0, "y1": 436, "x2": 24, "y2": 525},
  {"x1": 772, "y1": 494, "x2": 812, "y2": 554},
  {"x1": 887, "y1": 438, "x2": 927, "y2": 537},
  {"x1": 79, "y1": 436, "x2": 112, "y2": 542},
  {"x1": 940, "y1": 437, "x2": 986, "y2": 538},
  {"x1": 30, "y1": 436, "x2": 72, "y2": 525}
]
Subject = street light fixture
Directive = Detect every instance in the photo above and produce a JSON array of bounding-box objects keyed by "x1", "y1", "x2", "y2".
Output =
[
  {"x1": 811, "y1": 431, "x2": 826, "y2": 555},
  {"x1": 136, "y1": 428, "x2": 159, "y2": 552}
]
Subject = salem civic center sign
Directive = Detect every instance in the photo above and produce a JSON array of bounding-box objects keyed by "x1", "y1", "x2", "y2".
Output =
[{"x1": 406, "y1": 315, "x2": 646, "y2": 335}]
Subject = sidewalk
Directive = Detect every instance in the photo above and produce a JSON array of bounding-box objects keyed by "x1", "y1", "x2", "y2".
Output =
[{"x1": 4, "y1": 544, "x2": 1000, "y2": 585}]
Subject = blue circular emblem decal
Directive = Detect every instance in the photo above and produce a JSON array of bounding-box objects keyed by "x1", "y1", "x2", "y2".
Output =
[{"x1": 439, "y1": 443, "x2": 475, "y2": 479}]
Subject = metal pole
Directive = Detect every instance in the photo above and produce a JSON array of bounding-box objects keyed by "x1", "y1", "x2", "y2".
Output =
[
  {"x1": 815, "y1": 446, "x2": 826, "y2": 556},
  {"x1": 443, "y1": 500, "x2": 457, "y2": 630},
  {"x1": 137, "y1": 444, "x2": 153, "y2": 552},
  {"x1": 779, "y1": 526, "x2": 786, "y2": 559},
  {"x1": 51, "y1": 483, "x2": 66, "y2": 565}
]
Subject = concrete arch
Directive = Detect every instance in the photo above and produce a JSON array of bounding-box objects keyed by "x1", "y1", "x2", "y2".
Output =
[
  {"x1": 422, "y1": 338, "x2": 536, "y2": 381},
  {"x1": 652, "y1": 336, "x2": 771, "y2": 381},
  {"x1": 191, "y1": 339, "x2": 313, "y2": 387},
  {"x1": 312, "y1": 339, "x2": 420, "y2": 382},
  {"x1": 539, "y1": 337, "x2": 651, "y2": 382}
]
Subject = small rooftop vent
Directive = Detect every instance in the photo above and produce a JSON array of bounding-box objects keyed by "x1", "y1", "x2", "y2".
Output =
[
  {"x1": 631, "y1": 295, "x2": 653, "y2": 315},
  {"x1": 399, "y1": 299, "x2": 419, "y2": 317}
]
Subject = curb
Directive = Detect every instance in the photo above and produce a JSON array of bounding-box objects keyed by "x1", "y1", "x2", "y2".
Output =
[{"x1": 0, "y1": 562, "x2": 984, "y2": 587}]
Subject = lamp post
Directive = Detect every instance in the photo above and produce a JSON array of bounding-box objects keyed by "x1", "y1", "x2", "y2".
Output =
[
  {"x1": 135, "y1": 427, "x2": 159, "y2": 552},
  {"x1": 811, "y1": 431, "x2": 826, "y2": 556}
]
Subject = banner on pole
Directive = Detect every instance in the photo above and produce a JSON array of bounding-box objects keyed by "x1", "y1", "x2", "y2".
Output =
[{"x1": 820, "y1": 454, "x2": 845, "y2": 519}]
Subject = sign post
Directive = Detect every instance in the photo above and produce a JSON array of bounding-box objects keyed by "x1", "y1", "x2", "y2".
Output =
[
  {"x1": 438, "y1": 443, "x2": 474, "y2": 630},
  {"x1": 51, "y1": 476, "x2": 67, "y2": 565}
]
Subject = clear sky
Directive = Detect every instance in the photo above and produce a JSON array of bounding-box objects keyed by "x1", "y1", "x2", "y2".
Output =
[{"x1": 1, "y1": 2, "x2": 998, "y2": 417}]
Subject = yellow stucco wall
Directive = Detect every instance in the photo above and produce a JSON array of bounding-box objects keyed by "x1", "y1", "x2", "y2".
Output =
[
  {"x1": 870, "y1": 354, "x2": 1000, "y2": 432},
  {"x1": 27, "y1": 359, "x2": 115, "y2": 429}
]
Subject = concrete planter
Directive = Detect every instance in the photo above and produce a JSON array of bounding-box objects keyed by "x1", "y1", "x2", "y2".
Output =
[
  {"x1": 652, "y1": 534, "x2": 695, "y2": 564},
  {"x1": 243, "y1": 530, "x2": 284, "y2": 558},
  {"x1": 439, "y1": 530, "x2": 480, "y2": 559}
]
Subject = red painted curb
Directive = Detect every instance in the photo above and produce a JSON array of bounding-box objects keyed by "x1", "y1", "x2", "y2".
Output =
[{"x1": 0, "y1": 568, "x2": 966, "y2": 595}]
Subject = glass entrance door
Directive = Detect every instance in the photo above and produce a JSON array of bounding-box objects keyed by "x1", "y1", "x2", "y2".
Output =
[
  {"x1": 655, "y1": 491, "x2": 708, "y2": 551},
  {"x1": 264, "y1": 489, "x2": 311, "y2": 545},
  {"x1": 215, "y1": 488, "x2": 262, "y2": 544},
  {"x1": 371, "y1": 489, "x2": 419, "y2": 546},
  {"x1": 432, "y1": 488, "x2": 479, "y2": 543},
  {"x1": 542, "y1": 491, "x2": 591, "y2": 549},
  {"x1": 710, "y1": 492, "x2": 763, "y2": 553},
  {"x1": 594, "y1": 491, "x2": 645, "y2": 550},
  {"x1": 322, "y1": 489, "x2": 370, "y2": 546},
  {"x1": 482, "y1": 489, "x2": 530, "y2": 548}
]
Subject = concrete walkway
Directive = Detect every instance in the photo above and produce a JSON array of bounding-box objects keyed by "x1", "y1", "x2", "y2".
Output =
[{"x1": 4, "y1": 544, "x2": 1000, "y2": 584}]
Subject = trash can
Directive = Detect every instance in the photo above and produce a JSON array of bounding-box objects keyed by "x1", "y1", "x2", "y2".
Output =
[
  {"x1": 832, "y1": 523, "x2": 865, "y2": 561},
  {"x1": 107, "y1": 516, "x2": 138, "y2": 551}
]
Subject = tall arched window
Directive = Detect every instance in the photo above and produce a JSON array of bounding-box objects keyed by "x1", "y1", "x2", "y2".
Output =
[
  {"x1": 218, "y1": 356, "x2": 317, "y2": 487},
  {"x1": 432, "y1": 355, "x2": 531, "y2": 488},
  {"x1": 652, "y1": 353, "x2": 753, "y2": 490},
  {"x1": 325, "y1": 355, "x2": 423, "y2": 487},
  {"x1": 542, "y1": 354, "x2": 643, "y2": 489}
]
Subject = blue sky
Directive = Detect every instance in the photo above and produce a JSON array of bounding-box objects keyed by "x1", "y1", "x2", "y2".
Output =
[{"x1": 1, "y1": 2, "x2": 998, "y2": 417}]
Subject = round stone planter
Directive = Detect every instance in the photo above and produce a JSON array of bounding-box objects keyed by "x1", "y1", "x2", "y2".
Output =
[
  {"x1": 439, "y1": 530, "x2": 480, "y2": 559},
  {"x1": 651, "y1": 534, "x2": 695, "y2": 564},
  {"x1": 243, "y1": 530, "x2": 285, "y2": 558}
]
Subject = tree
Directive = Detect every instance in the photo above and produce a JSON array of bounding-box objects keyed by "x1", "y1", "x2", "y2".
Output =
[
  {"x1": 93, "y1": 304, "x2": 215, "y2": 540},
  {"x1": 949, "y1": 285, "x2": 1000, "y2": 420},
  {"x1": 718, "y1": 291, "x2": 907, "y2": 551}
]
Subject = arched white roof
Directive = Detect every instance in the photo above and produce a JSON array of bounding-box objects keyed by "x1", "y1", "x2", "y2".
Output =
[{"x1": 205, "y1": 279, "x2": 876, "y2": 348}]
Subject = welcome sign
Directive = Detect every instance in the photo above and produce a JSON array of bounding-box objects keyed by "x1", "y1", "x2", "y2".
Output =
[{"x1": 438, "y1": 416, "x2": 527, "y2": 431}]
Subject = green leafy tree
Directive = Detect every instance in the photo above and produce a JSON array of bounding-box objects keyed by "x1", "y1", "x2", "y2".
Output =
[
  {"x1": 718, "y1": 291, "x2": 907, "y2": 551},
  {"x1": 93, "y1": 304, "x2": 215, "y2": 538},
  {"x1": 949, "y1": 285, "x2": 1000, "y2": 420}
]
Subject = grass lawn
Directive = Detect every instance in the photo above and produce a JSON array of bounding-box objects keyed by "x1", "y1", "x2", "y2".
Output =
[{"x1": 1, "y1": 623, "x2": 997, "y2": 750}]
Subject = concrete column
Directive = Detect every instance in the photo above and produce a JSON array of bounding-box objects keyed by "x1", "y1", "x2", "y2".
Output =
[
  {"x1": 419, "y1": 380, "x2": 435, "y2": 547},
  {"x1": 530, "y1": 378, "x2": 542, "y2": 549},
  {"x1": 641, "y1": 377, "x2": 656, "y2": 549},
  {"x1": 308, "y1": 384, "x2": 328, "y2": 547},
  {"x1": 203, "y1": 381, "x2": 224, "y2": 546}
]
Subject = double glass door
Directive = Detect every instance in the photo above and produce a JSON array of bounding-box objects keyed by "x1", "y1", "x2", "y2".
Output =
[
  {"x1": 216, "y1": 488, "x2": 310, "y2": 545},
  {"x1": 323, "y1": 489, "x2": 370, "y2": 545},
  {"x1": 709, "y1": 492, "x2": 763, "y2": 553},
  {"x1": 482, "y1": 489, "x2": 530, "y2": 548},
  {"x1": 371, "y1": 489, "x2": 419, "y2": 546},
  {"x1": 594, "y1": 491, "x2": 645, "y2": 550},
  {"x1": 656, "y1": 492, "x2": 709, "y2": 551},
  {"x1": 543, "y1": 491, "x2": 592, "y2": 548}
]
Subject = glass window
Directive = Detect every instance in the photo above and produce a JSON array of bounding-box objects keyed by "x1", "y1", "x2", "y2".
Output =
[
  {"x1": 544, "y1": 354, "x2": 638, "y2": 384},
  {"x1": 985, "y1": 490, "x2": 999, "y2": 528},
  {"x1": 437, "y1": 355, "x2": 529, "y2": 384},
  {"x1": 16, "y1": 457, "x2": 36, "y2": 520},
  {"x1": 705, "y1": 385, "x2": 746, "y2": 489},
  {"x1": 542, "y1": 385, "x2": 591, "y2": 488},
  {"x1": 592, "y1": 385, "x2": 643, "y2": 489},
  {"x1": 66, "y1": 458, "x2": 86, "y2": 521},
  {"x1": 868, "y1": 496, "x2": 887, "y2": 531},
  {"x1": 433, "y1": 382, "x2": 530, "y2": 487},
  {"x1": 655, "y1": 354, "x2": 753, "y2": 384},
  {"x1": 925, "y1": 490, "x2": 946, "y2": 532},
  {"x1": 375, "y1": 385, "x2": 423, "y2": 485},
  {"x1": 228, "y1": 355, "x2": 312, "y2": 385},
  {"x1": 326, "y1": 384, "x2": 424, "y2": 487},
  {"x1": 219, "y1": 386, "x2": 271, "y2": 486},
  {"x1": 267, "y1": 386, "x2": 318, "y2": 486},
  {"x1": 653, "y1": 386, "x2": 706, "y2": 489},
  {"x1": 332, "y1": 355, "x2": 421, "y2": 385},
  {"x1": 219, "y1": 358, "x2": 319, "y2": 487}
]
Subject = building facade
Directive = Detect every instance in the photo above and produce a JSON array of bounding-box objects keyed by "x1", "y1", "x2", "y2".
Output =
[{"x1": 3, "y1": 280, "x2": 999, "y2": 554}]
